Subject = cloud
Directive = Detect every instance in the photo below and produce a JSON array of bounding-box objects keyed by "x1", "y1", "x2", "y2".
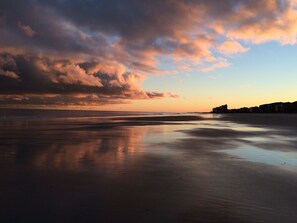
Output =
[
  {"x1": 218, "y1": 40, "x2": 250, "y2": 55},
  {"x1": 0, "y1": 94, "x2": 130, "y2": 107},
  {"x1": 0, "y1": 0, "x2": 296, "y2": 106},
  {"x1": 199, "y1": 60, "x2": 230, "y2": 73},
  {"x1": 0, "y1": 16, "x2": 5, "y2": 25},
  {"x1": 18, "y1": 22, "x2": 35, "y2": 37},
  {"x1": 167, "y1": 93, "x2": 179, "y2": 98},
  {"x1": 0, "y1": 69, "x2": 19, "y2": 79},
  {"x1": 0, "y1": 53, "x2": 20, "y2": 79},
  {"x1": 212, "y1": 0, "x2": 297, "y2": 44},
  {"x1": 0, "y1": 53, "x2": 170, "y2": 106}
]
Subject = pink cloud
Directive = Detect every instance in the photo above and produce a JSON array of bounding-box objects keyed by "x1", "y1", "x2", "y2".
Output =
[
  {"x1": 218, "y1": 40, "x2": 250, "y2": 55},
  {"x1": 213, "y1": 0, "x2": 297, "y2": 45},
  {"x1": 199, "y1": 60, "x2": 230, "y2": 73}
]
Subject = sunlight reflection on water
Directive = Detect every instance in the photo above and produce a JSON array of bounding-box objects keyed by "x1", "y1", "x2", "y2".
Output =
[{"x1": 1, "y1": 112, "x2": 297, "y2": 222}]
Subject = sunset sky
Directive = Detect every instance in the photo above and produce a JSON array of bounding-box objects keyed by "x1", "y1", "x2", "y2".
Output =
[{"x1": 0, "y1": 0, "x2": 297, "y2": 112}]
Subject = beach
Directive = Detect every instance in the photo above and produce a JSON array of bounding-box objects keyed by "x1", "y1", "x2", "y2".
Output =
[{"x1": 1, "y1": 110, "x2": 297, "y2": 223}]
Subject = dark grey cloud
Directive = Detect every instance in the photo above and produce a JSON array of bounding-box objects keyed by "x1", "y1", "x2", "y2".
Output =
[{"x1": 0, "y1": 53, "x2": 167, "y2": 105}]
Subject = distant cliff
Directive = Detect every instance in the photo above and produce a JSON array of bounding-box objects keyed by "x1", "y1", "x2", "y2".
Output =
[{"x1": 212, "y1": 101, "x2": 297, "y2": 113}]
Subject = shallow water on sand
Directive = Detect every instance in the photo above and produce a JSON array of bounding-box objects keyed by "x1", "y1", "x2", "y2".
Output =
[
  {"x1": 223, "y1": 146, "x2": 297, "y2": 168},
  {"x1": 1, "y1": 110, "x2": 297, "y2": 223}
]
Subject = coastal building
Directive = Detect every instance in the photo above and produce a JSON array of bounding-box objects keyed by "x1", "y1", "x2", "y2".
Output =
[
  {"x1": 212, "y1": 104, "x2": 228, "y2": 113},
  {"x1": 212, "y1": 101, "x2": 297, "y2": 113}
]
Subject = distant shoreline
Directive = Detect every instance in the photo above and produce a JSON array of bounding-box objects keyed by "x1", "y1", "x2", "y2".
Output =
[{"x1": 212, "y1": 101, "x2": 297, "y2": 114}]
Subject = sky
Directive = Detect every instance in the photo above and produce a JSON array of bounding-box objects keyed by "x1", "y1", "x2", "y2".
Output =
[{"x1": 0, "y1": 0, "x2": 296, "y2": 112}]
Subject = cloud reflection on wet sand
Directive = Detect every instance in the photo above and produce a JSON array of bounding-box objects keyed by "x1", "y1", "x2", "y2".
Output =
[{"x1": 1, "y1": 114, "x2": 297, "y2": 222}]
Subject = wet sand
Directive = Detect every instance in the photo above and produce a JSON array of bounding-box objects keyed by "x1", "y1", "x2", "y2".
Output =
[
  {"x1": 1, "y1": 111, "x2": 297, "y2": 222},
  {"x1": 217, "y1": 113, "x2": 297, "y2": 129},
  {"x1": 113, "y1": 115, "x2": 205, "y2": 121}
]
